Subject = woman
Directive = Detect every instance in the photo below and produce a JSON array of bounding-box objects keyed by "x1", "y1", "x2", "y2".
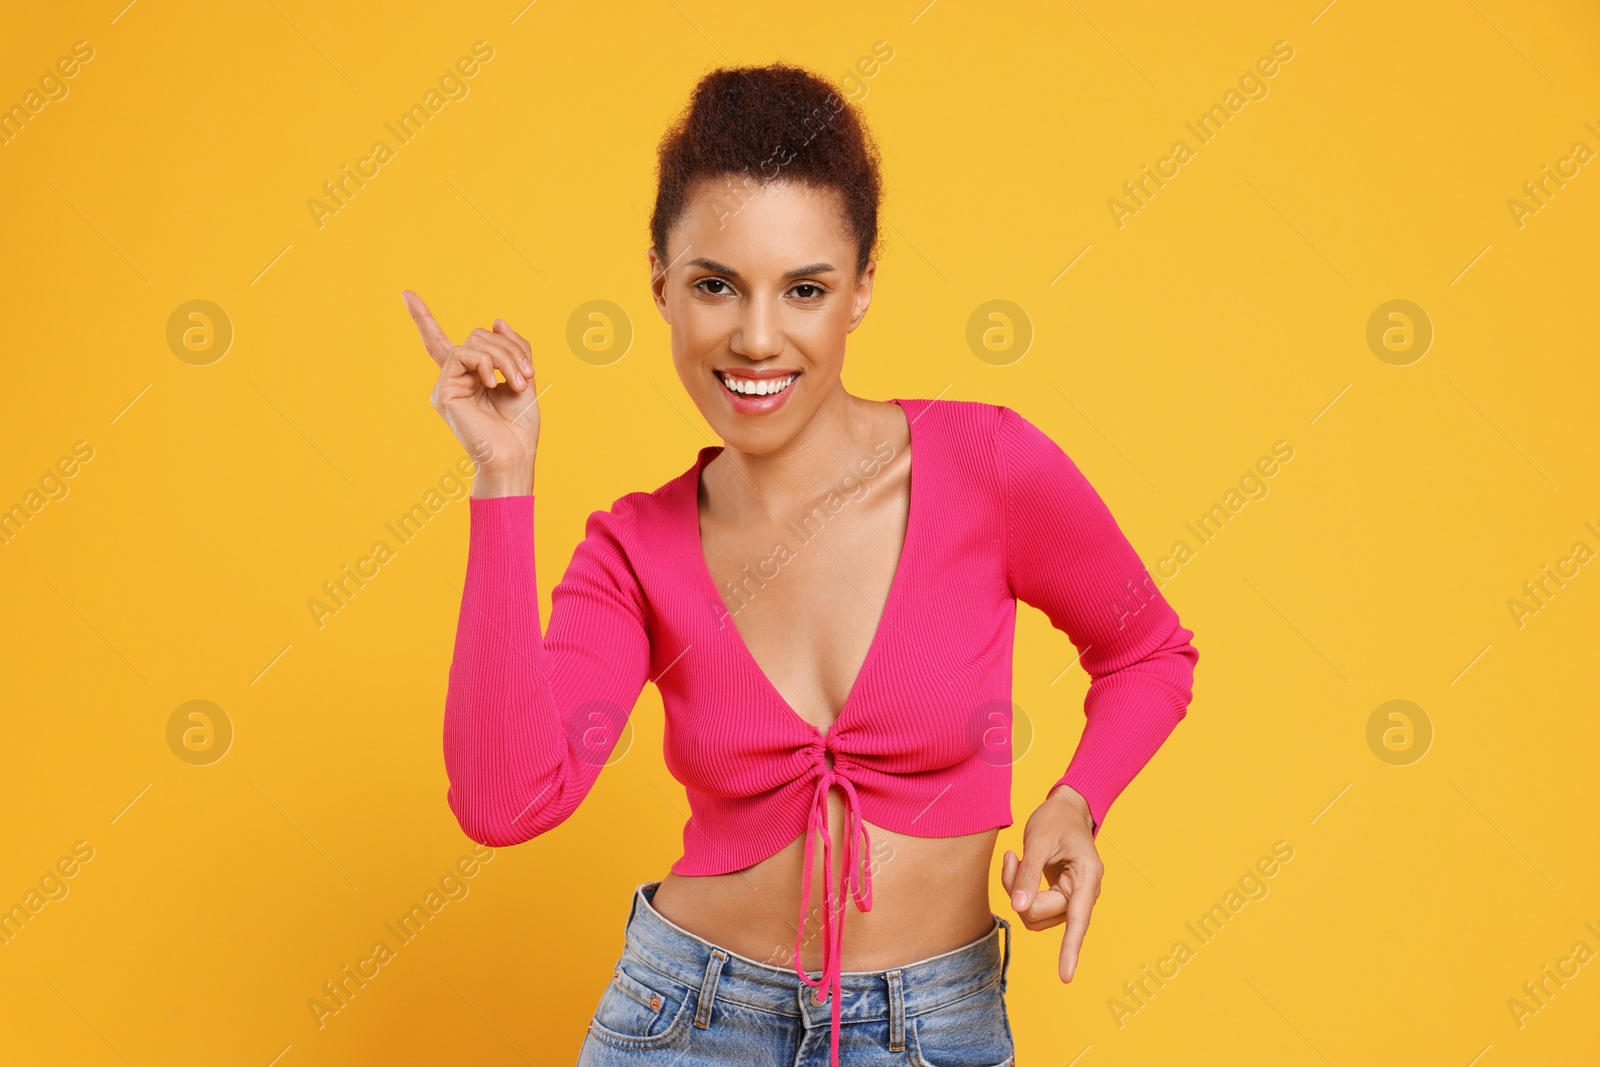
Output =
[{"x1": 403, "y1": 63, "x2": 1198, "y2": 1067}]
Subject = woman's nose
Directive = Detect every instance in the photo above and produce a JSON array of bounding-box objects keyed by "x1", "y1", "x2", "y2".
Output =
[{"x1": 731, "y1": 294, "x2": 785, "y2": 359}]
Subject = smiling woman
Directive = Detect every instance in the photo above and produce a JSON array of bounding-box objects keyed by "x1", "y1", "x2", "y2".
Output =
[{"x1": 406, "y1": 60, "x2": 1198, "y2": 1067}]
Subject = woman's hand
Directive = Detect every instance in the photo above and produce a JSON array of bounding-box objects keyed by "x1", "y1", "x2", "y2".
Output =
[
  {"x1": 402, "y1": 290, "x2": 540, "y2": 496},
  {"x1": 1000, "y1": 784, "x2": 1103, "y2": 983}
]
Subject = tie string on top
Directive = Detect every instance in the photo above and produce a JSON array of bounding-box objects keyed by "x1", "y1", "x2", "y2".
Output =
[{"x1": 794, "y1": 759, "x2": 874, "y2": 1067}]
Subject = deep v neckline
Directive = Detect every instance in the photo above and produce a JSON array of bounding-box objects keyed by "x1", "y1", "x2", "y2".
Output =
[{"x1": 688, "y1": 397, "x2": 919, "y2": 739}]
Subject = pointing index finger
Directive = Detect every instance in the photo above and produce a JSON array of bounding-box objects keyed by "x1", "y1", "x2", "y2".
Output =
[
  {"x1": 402, "y1": 290, "x2": 455, "y2": 367},
  {"x1": 1058, "y1": 867, "x2": 1099, "y2": 982}
]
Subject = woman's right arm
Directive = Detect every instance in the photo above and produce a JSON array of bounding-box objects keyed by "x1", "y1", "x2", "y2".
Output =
[
  {"x1": 402, "y1": 291, "x2": 652, "y2": 848},
  {"x1": 445, "y1": 493, "x2": 652, "y2": 847}
]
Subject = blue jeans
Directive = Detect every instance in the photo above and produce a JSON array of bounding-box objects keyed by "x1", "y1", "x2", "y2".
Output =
[{"x1": 576, "y1": 881, "x2": 1016, "y2": 1067}]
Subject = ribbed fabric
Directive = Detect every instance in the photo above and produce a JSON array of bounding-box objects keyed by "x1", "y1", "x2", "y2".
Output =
[{"x1": 442, "y1": 397, "x2": 1198, "y2": 1067}]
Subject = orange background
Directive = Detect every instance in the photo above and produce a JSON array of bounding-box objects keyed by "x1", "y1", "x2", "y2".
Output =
[{"x1": 2, "y1": 1, "x2": 1597, "y2": 1064}]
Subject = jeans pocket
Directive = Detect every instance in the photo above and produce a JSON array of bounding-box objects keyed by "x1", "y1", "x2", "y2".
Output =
[
  {"x1": 586, "y1": 953, "x2": 691, "y2": 1051},
  {"x1": 909, "y1": 982, "x2": 1014, "y2": 1067}
]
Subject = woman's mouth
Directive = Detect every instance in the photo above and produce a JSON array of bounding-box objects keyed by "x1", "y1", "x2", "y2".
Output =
[{"x1": 715, "y1": 369, "x2": 799, "y2": 414}]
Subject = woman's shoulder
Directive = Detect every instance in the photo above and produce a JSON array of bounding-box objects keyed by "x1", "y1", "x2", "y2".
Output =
[
  {"x1": 894, "y1": 395, "x2": 1009, "y2": 427},
  {"x1": 572, "y1": 448, "x2": 704, "y2": 548},
  {"x1": 905, "y1": 396, "x2": 1075, "y2": 464},
  {"x1": 895, "y1": 395, "x2": 1015, "y2": 483}
]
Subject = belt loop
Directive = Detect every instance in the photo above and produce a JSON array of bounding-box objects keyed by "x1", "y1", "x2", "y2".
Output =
[
  {"x1": 998, "y1": 916, "x2": 1012, "y2": 994},
  {"x1": 886, "y1": 969, "x2": 906, "y2": 1052},
  {"x1": 627, "y1": 884, "x2": 643, "y2": 932},
  {"x1": 694, "y1": 949, "x2": 728, "y2": 1029}
]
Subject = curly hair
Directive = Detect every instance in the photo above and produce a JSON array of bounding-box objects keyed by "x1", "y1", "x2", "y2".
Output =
[{"x1": 649, "y1": 62, "x2": 884, "y2": 275}]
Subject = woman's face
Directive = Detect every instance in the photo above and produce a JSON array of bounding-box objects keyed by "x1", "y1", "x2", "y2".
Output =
[{"x1": 648, "y1": 177, "x2": 875, "y2": 449}]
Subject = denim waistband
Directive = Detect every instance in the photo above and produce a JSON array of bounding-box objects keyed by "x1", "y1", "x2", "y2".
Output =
[{"x1": 619, "y1": 880, "x2": 1012, "y2": 1027}]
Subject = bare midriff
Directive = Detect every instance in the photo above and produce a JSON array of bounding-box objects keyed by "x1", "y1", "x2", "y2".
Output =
[{"x1": 650, "y1": 787, "x2": 1000, "y2": 974}]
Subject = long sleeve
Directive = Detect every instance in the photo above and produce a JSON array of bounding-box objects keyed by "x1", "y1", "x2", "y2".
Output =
[
  {"x1": 997, "y1": 406, "x2": 1199, "y2": 838},
  {"x1": 442, "y1": 493, "x2": 653, "y2": 847}
]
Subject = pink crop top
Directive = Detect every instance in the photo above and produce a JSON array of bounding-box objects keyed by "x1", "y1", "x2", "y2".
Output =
[{"x1": 442, "y1": 397, "x2": 1199, "y2": 1066}]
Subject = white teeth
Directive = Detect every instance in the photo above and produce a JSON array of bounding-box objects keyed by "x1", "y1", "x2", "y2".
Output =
[{"x1": 720, "y1": 373, "x2": 795, "y2": 397}]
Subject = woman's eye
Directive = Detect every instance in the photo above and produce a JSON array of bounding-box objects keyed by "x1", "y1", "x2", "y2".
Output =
[{"x1": 692, "y1": 279, "x2": 824, "y2": 299}]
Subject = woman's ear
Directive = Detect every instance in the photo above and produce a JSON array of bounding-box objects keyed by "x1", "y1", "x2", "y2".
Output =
[
  {"x1": 647, "y1": 246, "x2": 672, "y2": 323},
  {"x1": 846, "y1": 258, "x2": 876, "y2": 333}
]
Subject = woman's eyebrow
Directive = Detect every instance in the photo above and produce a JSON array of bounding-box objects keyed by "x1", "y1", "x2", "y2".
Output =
[
  {"x1": 782, "y1": 262, "x2": 837, "y2": 279},
  {"x1": 687, "y1": 258, "x2": 837, "y2": 279}
]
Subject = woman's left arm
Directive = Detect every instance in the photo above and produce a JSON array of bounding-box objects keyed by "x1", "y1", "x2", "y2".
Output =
[{"x1": 994, "y1": 404, "x2": 1200, "y2": 982}]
